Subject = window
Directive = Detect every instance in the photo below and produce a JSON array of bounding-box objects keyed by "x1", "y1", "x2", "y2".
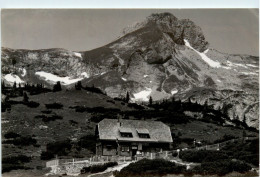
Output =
[
  {"x1": 106, "y1": 145, "x2": 112, "y2": 151},
  {"x1": 120, "y1": 132, "x2": 133, "y2": 138},
  {"x1": 121, "y1": 146, "x2": 130, "y2": 152},
  {"x1": 138, "y1": 133, "x2": 150, "y2": 138}
]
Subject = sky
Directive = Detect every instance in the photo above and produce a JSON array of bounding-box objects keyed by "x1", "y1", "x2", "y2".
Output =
[{"x1": 1, "y1": 9, "x2": 259, "y2": 56}]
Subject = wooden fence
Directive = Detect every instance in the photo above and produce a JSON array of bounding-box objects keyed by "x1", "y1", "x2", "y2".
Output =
[
  {"x1": 186, "y1": 137, "x2": 257, "y2": 151},
  {"x1": 46, "y1": 150, "x2": 173, "y2": 168}
]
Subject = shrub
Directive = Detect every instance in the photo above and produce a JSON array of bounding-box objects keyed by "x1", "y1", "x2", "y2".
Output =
[
  {"x1": 107, "y1": 100, "x2": 115, "y2": 104},
  {"x1": 3, "y1": 136, "x2": 37, "y2": 146},
  {"x1": 127, "y1": 103, "x2": 144, "y2": 110},
  {"x1": 40, "y1": 140, "x2": 72, "y2": 160},
  {"x1": 47, "y1": 139, "x2": 72, "y2": 156},
  {"x1": 90, "y1": 115, "x2": 106, "y2": 123},
  {"x1": 191, "y1": 159, "x2": 251, "y2": 176},
  {"x1": 34, "y1": 115, "x2": 48, "y2": 119},
  {"x1": 2, "y1": 164, "x2": 31, "y2": 173},
  {"x1": 40, "y1": 151, "x2": 55, "y2": 160},
  {"x1": 5, "y1": 100, "x2": 40, "y2": 108},
  {"x1": 89, "y1": 164, "x2": 108, "y2": 173},
  {"x1": 35, "y1": 114, "x2": 63, "y2": 122},
  {"x1": 2, "y1": 155, "x2": 32, "y2": 173},
  {"x1": 213, "y1": 134, "x2": 237, "y2": 144},
  {"x1": 179, "y1": 150, "x2": 228, "y2": 163},
  {"x1": 45, "y1": 103, "x2": 63, "y2": 109},
  {"x1": 2, "y1": 155, "x2": 31, "y2": 164},
  {"x1": 25, "y1": 101, "x2": 40, "y2": 108},
  {"x1": 84, "y1": 86, "x2": 105, "y2": 95},
  {"x1": 78, "y1": 135, "x2": 96, "y2": 153},
  {"x1": 1, "y1": 102, "x2": 11, "y2": 112},
  {"x1": 41, "y1": 110, "x2": 52, "y2": 114},
  {"x1": 221, "y1": 138, "x2": 259, "y2": 166},
  {"x1": 69, "y1": 120, "x2": 78, "y2": 125},
  {"x1": 4, "y1": 132, "x2": 20, "y2": 139},
  {"x1": 114, "y1": 159, "x2": 185, "y2": 177},
  {"x1": 81, "y1": 162, "x2": 118, "y2": 174},
  {"x1": 114, "y1": 97, "x2": 124, "y2": 101},
  {"x1": 42, "y1": 115, "x2": 63, "y2": 122},
  {"x1": 73, "y1": 106, "x2": 120, "y2": 113}
]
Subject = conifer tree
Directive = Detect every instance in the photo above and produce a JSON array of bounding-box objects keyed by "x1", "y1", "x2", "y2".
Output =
[
  {"x1": 23, "y1": 92, "x2": 29, "y2": 103},
  {"x1": 149, "y1": 96, "x2": 153, "y2": 106},
  {"x1": 125, "y1": 91, "x2": 130, "y2": 103},
  {"x1": 13, "y1": 82, "x2": 16, "y2": 89},
  {"x1": 53, "y1": 81, "x2": 62, "y2": 92},
  {"x1": 75, "y1": 81, "x2": 82, "y2": 90},
  {"x1": 11, "y1": 58, "x2": 17, "y2": 67},
  {"x1": 2, "y1": 81, "x2": 5, "y2": 89}
]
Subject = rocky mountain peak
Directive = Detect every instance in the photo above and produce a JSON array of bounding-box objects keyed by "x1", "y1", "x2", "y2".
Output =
[
  {"x1": 147, "y1": 13, "x2": 208, "y2": 52},
  {"x1": 121, "y1": 12, "x2": 209, "y2": 52},
  {"x1": 147, "y1": 12, "x2": 178, "y2": 23}
]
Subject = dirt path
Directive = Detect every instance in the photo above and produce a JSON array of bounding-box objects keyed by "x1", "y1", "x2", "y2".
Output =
[{"x1": 88, "y1": 162, "x2": 131, "y2": 177}]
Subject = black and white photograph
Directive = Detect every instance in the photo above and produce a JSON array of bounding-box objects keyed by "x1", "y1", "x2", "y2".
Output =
[{"x1": 1, "y1": 7, "x2": 259, "y2": 177}]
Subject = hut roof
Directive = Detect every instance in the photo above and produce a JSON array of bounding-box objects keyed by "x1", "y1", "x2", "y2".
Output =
[{"x1": 97, "y1": 119, "x2": 173, "y2": 143}]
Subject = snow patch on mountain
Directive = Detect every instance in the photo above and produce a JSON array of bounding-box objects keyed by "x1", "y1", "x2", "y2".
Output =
[
  {"x1": 144, "y1": 75, "x2": 148, "y2": 78},
  {"x1": 22, "y1": 68, "x2": 26, "y2": 77},
  {"x1": 171, "y1": 90, "x2": 178, "y2": 95},
  {"x1": 18, "y1": 68, "x2": 26, "y2": 77},
  {"x1": 74, "y1": 52, "x2": 82, "y2": 58},
  {"x1": 4, "y1": 74, "x2": 24, "y2": 83},
  {"x1": 226, "y1": 61, "x2": 234, "y2": 67},
  {"x1": 81, "y1": 72, "x2": 89, "y2": 78},
  {"x1": 35, "y1": 71, "x2": 84, "y2": 85},
  {"x1": 233, "y1": 63, "x2": 247, "y2": 68},
  {"x1": 227, "y1": 61, "x2": 248, "y2": 68},
  {"x1": 217, "y1": 79, "x2": 222, "y2": 83},
  {"x1": 240, "y1": 72, "x2": 258, "y2": 76},
  {"x1": 133, "y1": 87, "x2": 152, "y2": 101},
  {"x1": 121, "y1": 77, "x2": 127, "y2": 81},
  {"x1": 246, "y1": 64, "x2": 258, "y2": 68},
  {"x1": 184, "y1": 39, "x2": 221, "y2": 68},
  {"x1": 222, "y1": 66, "x2": 232, "y2": 70}
]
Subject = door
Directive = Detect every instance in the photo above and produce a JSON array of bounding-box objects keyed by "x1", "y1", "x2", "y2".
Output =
[
  {"x1": 132, "y1": 149, "x2": 137, "y2": 160},
  {"x1": 132, "y1": 145, "x2": 138, "y2": 160}
]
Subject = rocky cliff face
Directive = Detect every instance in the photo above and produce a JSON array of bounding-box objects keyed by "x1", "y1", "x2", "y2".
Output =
[{"x1": 1, "y1": 12, "x2": 259, "y2": 128}]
